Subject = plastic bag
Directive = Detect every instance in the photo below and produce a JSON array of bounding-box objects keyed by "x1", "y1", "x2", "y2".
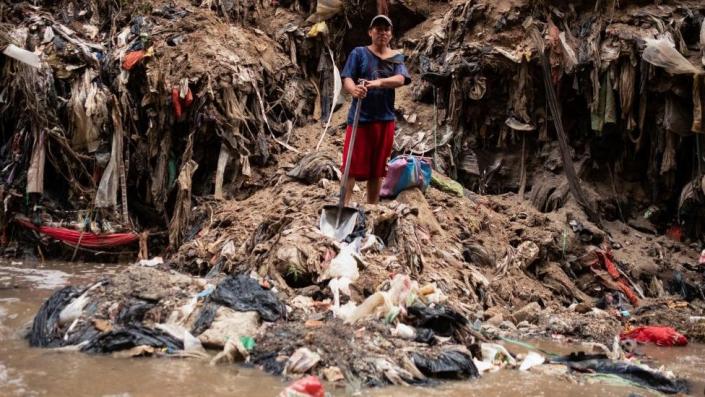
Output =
[
  {"x1": 380, "y1": 155, "x2": 432, "y2": 198},
  {"x1": 210, "y1": 275, "x2": 284, "y2": 321},
  {"x1": 411, "y1": 350, "x2": 479, "y2": 379},
  {"x1": 642, "y1": 36, "x2": 703, "y2": 75},
  {"x1": 305, "y1": 0, "x2": 343, "y2": 23}
]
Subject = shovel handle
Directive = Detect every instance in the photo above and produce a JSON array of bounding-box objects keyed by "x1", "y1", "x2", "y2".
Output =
[{"x1": 336, "y1": 85, "x2": 364, "y2": 226}]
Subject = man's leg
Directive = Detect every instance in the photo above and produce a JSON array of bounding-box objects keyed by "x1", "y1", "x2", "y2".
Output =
[
  {"x1": 367, "y1": 177, "x2": 382, "y2": 204},
  {"x1": 343, "y1": 177, "x2": 356, "y2": 206}
]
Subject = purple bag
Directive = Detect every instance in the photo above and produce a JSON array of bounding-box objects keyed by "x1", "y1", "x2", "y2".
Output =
[{"x1": 380, "y1": 155, "x2": 432, "y2": 198}]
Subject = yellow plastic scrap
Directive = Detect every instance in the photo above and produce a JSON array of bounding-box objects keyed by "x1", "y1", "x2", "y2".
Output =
[{"x1": 307, "y1": 22, "x2": 328, "y2": 38}]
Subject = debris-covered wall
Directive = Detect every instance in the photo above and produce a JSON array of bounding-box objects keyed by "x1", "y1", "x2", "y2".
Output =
[
  {"x1": 406, "y1": 0, "x2": 705, "y2": 238},
  {"x1": 0, "y1": 0, "x2": 318, "y2": 255}
]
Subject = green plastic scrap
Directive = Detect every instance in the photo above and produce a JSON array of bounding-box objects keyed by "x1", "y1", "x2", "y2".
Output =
[
  {"x1": 240, "y1": 336, "x2": 255, "y2": 351},
  {"x1": 431, "y1": 173, "x2": 464, "y2": 197},
  {"x1": 385, "y1": 307, "x2": 400, "y2": 324}
]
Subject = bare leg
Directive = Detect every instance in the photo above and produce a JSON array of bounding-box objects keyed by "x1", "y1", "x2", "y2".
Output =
[
  {"x1": 367, "y1": 178, "x2": 382, "y2": 204},
  {"x1": 343, "y1": 177, "x2": 356, "y2": 206}
]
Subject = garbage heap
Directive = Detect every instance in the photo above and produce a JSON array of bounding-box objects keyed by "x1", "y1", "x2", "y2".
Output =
[
  {"x1": 401, "y1": 0, "x2": 705, "y2": 238},
  {"x1": 27, "y1": 166, "x2": 704, "y2": 390},
  {"x1": 0, "y1": 0, "x2": 315, "y2": 254}
]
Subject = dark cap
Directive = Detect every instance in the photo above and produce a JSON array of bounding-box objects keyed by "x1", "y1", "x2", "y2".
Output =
[{"x1": 369, "y1": 15, "x2": 393, "y2": 29}]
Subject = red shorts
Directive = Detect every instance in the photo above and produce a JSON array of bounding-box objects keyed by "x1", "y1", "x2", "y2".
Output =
[{"x1": 341, "y1": 121, "x2": 395, "y2": 181}]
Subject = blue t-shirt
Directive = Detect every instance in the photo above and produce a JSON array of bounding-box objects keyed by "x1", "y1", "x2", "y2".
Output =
[{"x1": 340, "y1": 46, "x2": 412, "y2": 124}]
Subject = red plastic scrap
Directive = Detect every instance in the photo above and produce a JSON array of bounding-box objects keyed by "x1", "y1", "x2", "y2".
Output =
[
  {"x1": 171, "y1": 86, "x2": 193, "y2": 119},
  {"x1": 620, "y1": 326, "x2": 688, "y2": 347},
  {"x1": 122, "y1": 50, "x2": 146, "y2": 71},
  {"x1": 591, "y1": 249, "x2": 639, "y2": 307},
  {"x1": 278, "y1": 375, "x2": 325, "y2": 397}
]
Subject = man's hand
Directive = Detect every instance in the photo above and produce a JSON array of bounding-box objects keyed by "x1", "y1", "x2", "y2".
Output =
[{"x1": 351, "y1": 84, "x2": 368, "y2": 99}]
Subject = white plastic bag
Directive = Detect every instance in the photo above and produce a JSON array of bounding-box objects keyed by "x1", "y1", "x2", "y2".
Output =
[{"x1": 642, "y1": 36, "x2": 703, "y2": 75}]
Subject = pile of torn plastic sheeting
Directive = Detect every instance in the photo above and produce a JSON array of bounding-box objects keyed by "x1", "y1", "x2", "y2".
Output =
[
  {"x1": 0, "y1": 0, "x2": 317, "y2": 255},
  {"x1": 404, "y1": 0, "x2": 705, "y2": 233}
]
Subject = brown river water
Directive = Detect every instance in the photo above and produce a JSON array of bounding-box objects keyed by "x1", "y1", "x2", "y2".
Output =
[{"x1": 1, "y1": 260, "x2": 703, "y2": 397}]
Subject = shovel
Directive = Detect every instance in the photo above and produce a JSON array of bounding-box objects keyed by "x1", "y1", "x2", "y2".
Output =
[{"x1": 320, "y1": 91, "x2": 363, "y2": 241}]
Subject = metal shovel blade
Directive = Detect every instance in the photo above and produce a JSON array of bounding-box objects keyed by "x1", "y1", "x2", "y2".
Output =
[{"x1": 319, "y1": 205, "x2": 358, "y2": 241}]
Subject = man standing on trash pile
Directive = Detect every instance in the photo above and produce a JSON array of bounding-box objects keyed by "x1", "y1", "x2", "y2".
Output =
[{"x1": 340, "y1": 14, "x2": 411, "y2": 205}]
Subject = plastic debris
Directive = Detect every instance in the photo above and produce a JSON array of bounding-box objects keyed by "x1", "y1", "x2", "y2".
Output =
[
  {"x1": 411, "y1": 349, "x2": 479, "y2": 379},
  {"x1": 285, "y1": 347, "x2": 321, "y2": 375},
  {"x1": 210, "y1": 275, "x2": 284, "y2": 322},
  {"x1": 519, "y1": 351, "x2": 545, "y2": 371},
  {"x1": 3, "y1": 44, "x2": 41, "y2": 68},
  {"x1": 278, "y1": 376, "x2": 325, "y2": 397}
]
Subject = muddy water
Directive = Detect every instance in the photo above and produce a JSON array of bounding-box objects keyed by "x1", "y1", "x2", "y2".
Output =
[{"x1": 1, "y1": 260, "x2": 703, "y2": 397}]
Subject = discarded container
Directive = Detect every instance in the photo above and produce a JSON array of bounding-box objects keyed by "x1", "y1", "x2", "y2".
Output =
[
  {"x1": 391, "y1": 323, "x2": 416, "y2": 339},
  {"x1": 481, "y1": 343, "x2": 517, "y2": 367}
]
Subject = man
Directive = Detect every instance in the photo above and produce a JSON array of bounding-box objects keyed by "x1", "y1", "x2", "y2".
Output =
[{"x1": 340, "y1": 14, "x2": 411, "y2": 205}]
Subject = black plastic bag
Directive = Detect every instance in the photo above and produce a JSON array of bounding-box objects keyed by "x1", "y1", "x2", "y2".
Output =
[
  {"x1": 668, "y1": 272, "x2": 705, "y2": 302},
  {"x1": 414, "y1": 328, "x2": 436, "y2": 345},
  {"x1": 412, "y1": 350, "x2": 479, "y2": 379},
  {"x1": 567, "y1": 359, "x2": 689, "y2": 394},
  {"x1": 406, "y1": 304, "x2": 467, "y2": 337},
  {"x1": 117, "y1": 299, "x2": 155, "y2": 324},
  {"x1": 211, "y1": 275, "x2": 284, "y2": 322},
  {"x1": 191, "y1": 302, "x2": 218, "y2": 336},
  {"x1": 81, "y1": 325, "x2": 183, "y2": 353},
  {"x1": 28, "y1": 286, "x2": 80, "y2": 347}
]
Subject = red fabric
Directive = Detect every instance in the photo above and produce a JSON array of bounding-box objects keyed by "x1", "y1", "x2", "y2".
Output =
[
  {"x1": 122, "y1": 50, "x2": 146, "y2": 71},
  {"x1": 171, "y1": 87, "x2": 182, "y2": 119},
  {"x1": 172, "y1": 86, "x2": 193, "y2": 119},
  {"x1": 15, "y1": 218, "x2": 138, "y2": 249},
  {"x1": 620, "y1": 326, "x2": 688, "y2": 346},
  {"x1": 279, "y1": 376, "x2": 324, "y2": 397},
  {"x1": 666, "y1": 225, "x2": 682, "y2": 242},
  {"x1": 341, "y1": 121, "x2": 395, "y2": 181},
  {"x1": 593, "y1": 249, "x2": 639, "y2": 306}
]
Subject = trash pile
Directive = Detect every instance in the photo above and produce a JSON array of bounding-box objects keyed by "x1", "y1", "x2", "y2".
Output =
[
  {"x1": 0, "y1": 0, "x2": 315, "y2": 256},
  {"x1": 404, "y1": 0, "x2": 705, "y2": 236}
]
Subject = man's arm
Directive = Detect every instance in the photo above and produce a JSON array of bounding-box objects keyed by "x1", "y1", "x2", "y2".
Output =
[{"x1": 365, "y1": 75, "x2": 405, "y2": 89}]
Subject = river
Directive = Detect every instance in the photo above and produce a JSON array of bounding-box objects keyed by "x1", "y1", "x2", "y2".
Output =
[{"x1": 1, "y1": 260, "x2": 703, "y2": 396}]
